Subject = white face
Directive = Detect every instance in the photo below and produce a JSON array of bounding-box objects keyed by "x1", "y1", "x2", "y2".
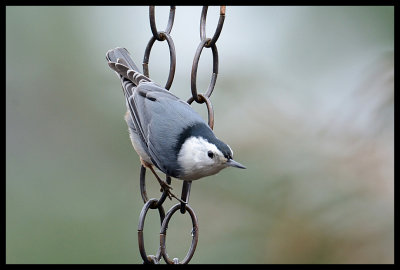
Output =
[{"x1": 177, "y1": 136, "x2": 231, "y2": 181}]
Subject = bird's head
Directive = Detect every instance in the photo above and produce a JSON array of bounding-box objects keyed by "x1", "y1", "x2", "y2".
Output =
[{"x1": 176, "y1": 124, "x2": 245, "y2": 180}]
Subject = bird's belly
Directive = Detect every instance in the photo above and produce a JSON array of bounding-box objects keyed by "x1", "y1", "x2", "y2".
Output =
[
  {"x1": 128, "y1": 126, "x2": 153, "y2": 165},
  {"x1": 180, "y1": 165, "x2": 225, "y2": 181}
]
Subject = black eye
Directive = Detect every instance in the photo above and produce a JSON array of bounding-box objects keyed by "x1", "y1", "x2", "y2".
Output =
[{"x1": 207, "y1": 151, "x2": 214, "y2": 159}]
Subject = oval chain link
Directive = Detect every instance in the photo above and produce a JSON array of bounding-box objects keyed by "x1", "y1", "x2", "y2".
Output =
[
  {"x1": 149, "y1": 6, "x2": 175, "y2": 41},
  {"x1": 200, "y1": 6, "x2": 226, "y2": 48},
  {"x1": 189, "y1": 6, "x2": 225, "y2": 104},
  {"x1": 160, "y1": 203, "x2": 199, "y2": 264},
  {"x1": 138, "y1": 198, "x2": 166, "y2": 264},
  {"x1": 143, "y1": 6, "x2": 176, "y2": 90}
]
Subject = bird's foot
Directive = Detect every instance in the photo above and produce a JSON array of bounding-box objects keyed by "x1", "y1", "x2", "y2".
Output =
[
  {"x1": 148, "y1": 166, "x2": 187, "y2": 204},
  {"x1": 159, "y1": 182, "x2": 186, "y2": 204}
]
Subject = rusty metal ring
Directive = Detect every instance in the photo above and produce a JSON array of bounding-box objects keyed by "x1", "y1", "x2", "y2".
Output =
[
  {"x1": 140, "y1": 165, "x2": 171, "y2": 209},
  {"x1": 138, "y1": 198, "x2": 166, "y2": 264},
  {"x1": 190, "y1": 39, "x2": 218, "y2": 103},
  {"x1": 200, "y1": 6, "x2": 226, "y2": 48},
  {"x1": 143, "y1": 32, "x2": 176, "y2": 90},
  {"x1": 160, "y1": 203, "x2": 199, "y2": 264},
  {"x1": 149, "y1": 6, "x2": 176, "y2": 41},
  {"x1": 187, "y1": 93, "x2": 214, "y2": 130}
]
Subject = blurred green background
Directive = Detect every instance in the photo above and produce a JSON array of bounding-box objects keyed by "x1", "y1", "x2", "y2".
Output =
[{"x1": 6, "y1": 6, "x2": 393, "y2": 264}]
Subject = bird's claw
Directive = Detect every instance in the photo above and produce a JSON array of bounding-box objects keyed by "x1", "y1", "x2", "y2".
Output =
[
  {"x1": 159, "y1": 181, "x2": 173, "y2": 200},
  {"x1": 160, "y1": 184, "x2": 187, "y2": 204},
  {"x1": 148, "y1": 166, "x2": 186, "y2": 204},
  {"x1": 159, "y1": 181, "x2": 173, "y2": 192},
  {"x1": 157, "y1": 181, "x2": 174, "y2": 201}
]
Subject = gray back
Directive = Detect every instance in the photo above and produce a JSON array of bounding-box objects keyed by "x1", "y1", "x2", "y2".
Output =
[{"x1": 131, "y1": 82, "x2": 207, "y2": 177}]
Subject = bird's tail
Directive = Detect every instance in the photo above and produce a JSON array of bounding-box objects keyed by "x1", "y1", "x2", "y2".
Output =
[
  {"x1": 106, "y1": 47, "x2": 152, "y2": 86},
  {"x1": 106, "y1": 47, "x2": 139, "y2": 72}
]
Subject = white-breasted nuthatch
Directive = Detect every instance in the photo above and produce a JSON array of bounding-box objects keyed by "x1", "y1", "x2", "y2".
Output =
[{"x1": 106, "y1": 47, "x2": 245, "y2": 196}]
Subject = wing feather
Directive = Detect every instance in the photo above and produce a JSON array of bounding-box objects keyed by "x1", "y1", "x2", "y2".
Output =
[{"x1": 107, "y1": 47, "x2": 206, "y2": 176}]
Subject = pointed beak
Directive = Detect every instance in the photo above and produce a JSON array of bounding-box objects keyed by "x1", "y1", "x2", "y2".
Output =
[{"x1": 227, "y1": 159, "x2": 246, "y2": 169}]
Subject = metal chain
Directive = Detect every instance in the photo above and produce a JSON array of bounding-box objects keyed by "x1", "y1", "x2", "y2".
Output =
[
  {"x1": 143, "y1": 6, "x2": 176, "y2": 90},
  {"x1": 137, "y1": 6, "x2": 225, "y2": 264}
]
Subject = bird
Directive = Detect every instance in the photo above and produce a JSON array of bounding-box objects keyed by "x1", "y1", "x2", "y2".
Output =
[{"x1": 106, "y1": 47, "x2": 245, "y2": 201}]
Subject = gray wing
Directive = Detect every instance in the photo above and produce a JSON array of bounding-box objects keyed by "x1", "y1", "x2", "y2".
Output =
[
  {"x1": 129, "y1": 82, "x2": 205, "y2": 176},
  {"x1": 106, "y1": 47, "x2": 206, "y2": 176}
]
